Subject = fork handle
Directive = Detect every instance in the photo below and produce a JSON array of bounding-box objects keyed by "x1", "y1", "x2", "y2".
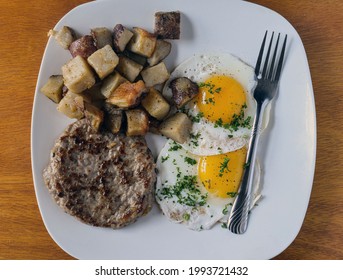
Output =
[{"x1": 228, "y1": 100, "x2": 268, "y2": 234}]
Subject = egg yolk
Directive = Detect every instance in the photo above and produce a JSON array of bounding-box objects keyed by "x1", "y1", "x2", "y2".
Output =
[
  {"x1": 195, "y1": 75, "x2": 246, "y2": 123},
  {"x1": 198, "y1": 147, "x2": 247, "y2": 198}
]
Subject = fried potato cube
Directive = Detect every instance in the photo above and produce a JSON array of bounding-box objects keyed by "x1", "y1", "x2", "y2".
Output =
[
  {"x1": 113, "y1": 24, "x2": 134, "y2": 52},
  {"x1": 56, "y1": 91, "x2": 89, "y2": 119},
  {"x1": 84, "y1": 102, "x2": 104, "y2": 131},
  {"x1": 91, "y1": 27, "x2": 113, "y2": 49},
  {"x1": 87, "y1": 45, "x2": 119, "y2": 79},
  {"x1": 100, "y1": 71, "x2": 127, "y2": 98},
  {"x1": 106, "y1": 80, "x2": 147, "y2": 108},
  {"x1": 127, "y1": 27, "x2": 157, "y2": 58},
  {"x1": 62, "y1": 55, "x2": 96, "y2": 93},
  {"x1": 125, "y1": 109, "x2": 149, "y2": 136},
  {"x1": 154, "y1": 11, "x2": 181, "y2": 39},
  {"x1": 69, "y1": 35, "x2": 97, "y2": 58},
  {"x1": 147, "y1": 39, "x2": 171, "y2": 66},
  {"x1": 159, "y1": 112, "x2": 192, "y2": 144},
  {"x1": 116, "y1": 56, "x2": 143, "y2": 82},
  {"x1": 40, "y1": 75, "x2": 64, "y2": 103},
  {"x1": 105, "y1": 110, "x2": 123, "y2": 134},
  {"x1": 141, "y1": 62, "x2": 170, "y2": 87},
  {"x1": 48, "y1": 26, "x2": 76, "y2": 49},
  {"x1": 169, "y1": 77, "x2": 199, "y2": 108},
  {"x1": 141, "y1": 88, "x2": 170, "y2": 120}
]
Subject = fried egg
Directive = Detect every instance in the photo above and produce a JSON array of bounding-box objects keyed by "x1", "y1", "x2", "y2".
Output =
[
  {"x1": 156, "y1": 52, "x2": 261, "y2": 230},
  {"x1": 163, "y1": 52, "x2": 257, "y2": 156},
  {"x1": 155, "y1": 140, "x2": 261, "y2": 231}
]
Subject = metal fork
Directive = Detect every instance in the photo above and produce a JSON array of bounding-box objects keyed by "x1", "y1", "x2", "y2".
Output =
[{"x1": 227, "y1": 31, "x2": 288, "y2": 234}]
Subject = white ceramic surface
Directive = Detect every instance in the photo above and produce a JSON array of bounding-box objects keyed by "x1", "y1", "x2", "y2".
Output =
[{"x1": 31, "y1": 0, "x2": 316, "y2": 259}]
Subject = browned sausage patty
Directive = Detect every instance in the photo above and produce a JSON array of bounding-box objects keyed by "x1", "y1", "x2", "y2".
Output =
[{"x1": 43, "y1": 119, "x2": 156, "y2": 229}]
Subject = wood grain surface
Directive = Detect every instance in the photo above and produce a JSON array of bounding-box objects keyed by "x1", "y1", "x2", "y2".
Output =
[{"x1": 0, "y1": 0, "x2": 342, "y2": 260}]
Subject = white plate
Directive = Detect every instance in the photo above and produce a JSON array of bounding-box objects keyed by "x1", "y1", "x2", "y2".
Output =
[{"x1": 31, "y1": 0, "x2": 316, "y2": 259}]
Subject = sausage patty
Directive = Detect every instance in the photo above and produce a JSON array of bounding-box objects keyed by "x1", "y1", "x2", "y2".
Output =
[{"x1": 43, "y1": 119, "x2": 156, "y2": 229}]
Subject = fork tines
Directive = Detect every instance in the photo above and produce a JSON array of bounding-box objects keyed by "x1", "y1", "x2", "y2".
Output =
[{"x1": 255, "y1": 31, "x2": 287, "y2": 82}]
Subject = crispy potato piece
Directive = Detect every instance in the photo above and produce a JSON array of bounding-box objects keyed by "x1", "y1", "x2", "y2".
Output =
[
  {"x1": 40, "y1": 75, "x2": 64, "y2": 103},
  {"x1": 69, "y1": 35, "x2": 97, "y2": 58},
  {"x1": 105, "y1": 109, "x2": 123, "y2": 134},
  {"x1": 141, "y1": 88, "x2": 170, "y2": 120},
  {"x1": 113, "y1": 24, "x2": 134, "y2": 52},
  {"x1": 147, "y1": 39, "x2": 171, "y2": 66},
  {"x1": 56, "y1": 91, "x2": 90, "y2": 119},
  {"x1": 125, "y1": 109, "x2": 149, "y2": 136},
  {"x1": 48, "y1": 26, "x2": 76, "y2": 49},
  {"x1": 154, "y1": 11, "x2": 181, "y2": 39},
  {"x1": 169, "y1": 77, "x2": 199, "y2": 108},
  {"x1": 87, "y1": 45, "x2": 119, "y2": 79},
  {"x1": 127, "y1": 27, "x2": 157, "y2": 58},
  {"x1": 106, "y1": 80, "x2": 147, "y2": 108},
  {"x1": 116, "y1": 56, "x2": 143, "y2": 82},
  {"x1": 91, "y1": 27, "x2": 113, "y2": 49},
  {"x1": 159, "y1": 112, "x2": 192, "y2": 144},
  {"x1": 84, "y1": 102, "x2": 104, "y2": 131},
  {"x1": 100, "y1": 71, "x2": 127, "y2": 98},
  {"x1": 62, "y1": 55, "x2": 96, "y2": 93},
  {"x1": 141, "y1": 61, "x2": 170, "y2": 87}
]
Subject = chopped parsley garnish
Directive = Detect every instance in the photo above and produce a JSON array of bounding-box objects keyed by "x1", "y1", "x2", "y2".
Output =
[
  {"x1": 222, "y1": 202, "x2": 233, "y2": 215},
  {"x1": 183, "y1": 213, "x2": 190, "y2": 221},
  {"x1": 223, "y1": 123, "x2": 231, "y2": 130},
  {"x1": 219, "y1": 157, "x2": 230, "y2": 177},
  {"x1": 199, "y1": 82, "x2": 222, "y2": 95},
  {"x1": 184, "y1": 156, "x2": 197, "y2": 165},
  {"x1": 214, "y1": 118, "x2": 223, "y2": 128},
  {"x1": 221, "y1": 223, "x2": 228, "y2": 229},
  {"x1": 226, "y1": 192, "x2": 237, "y2": 198},
  {"x1": 190, "y1": 112, "x2": 204, "y2": 123},
  {"x1": 168, "y1": 141, "x2": 182, "y2": 151},
  {"x1": 243, "y1": 162, "x2": 250, "y2": 169},
  {"x1": 161, "y1": 155, "x2": 170, "y2": 163},
  {"x1": 158, "y1": 175, "x2": 208, "y2": 207},
  {"x1": 190, "y1": 132, "x2": 201, "y2": 147},
  {"x1": 205, "y1": 97, "x2": 215, "y2": 105},
  {"x1": 214, "y1": 104, "x2": 252, "y2": 132},
  {"x1": 229, "y1": 104, "x2": 252, "y2": 131},
  {"x1": 176, "y1": 166, "x2": 181, "y2": 178}
]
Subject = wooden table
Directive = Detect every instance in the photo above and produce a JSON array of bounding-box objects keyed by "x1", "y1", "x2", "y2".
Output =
[{"x1": 0, "y1": 0, "x2": 342, "y2": 260}]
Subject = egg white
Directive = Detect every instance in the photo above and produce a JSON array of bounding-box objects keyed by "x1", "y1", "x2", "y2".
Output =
[
  {"x1": 155, "y1": 139, "x2": 261, "y2": 231},
  {"x1": 181, "y1": 104, "x2": 251, "y2": 156},
  {"x1": 163, "y1": 52, "x2": 257, "y2": 156}
]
